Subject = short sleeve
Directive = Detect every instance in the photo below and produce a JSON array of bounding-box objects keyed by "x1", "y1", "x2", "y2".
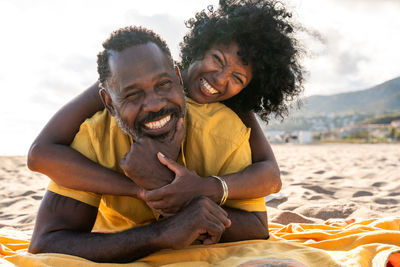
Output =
[
  {"x1": 47, "y1": 120, "x2": 102, "y2": 207},
  {"x1": 220, "y1": 130, "x2": 266, "y2": 212}
]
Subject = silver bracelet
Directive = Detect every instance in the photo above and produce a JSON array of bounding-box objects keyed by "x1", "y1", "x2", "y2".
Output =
[{"x1": 211, "y1": 175, "x2": 228, "y2": 206}]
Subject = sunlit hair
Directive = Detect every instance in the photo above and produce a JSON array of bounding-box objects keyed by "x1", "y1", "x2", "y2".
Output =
[
  {"x1": 97, "y1": 26, "x2": 173, "y2": 95},
  {"x1": 180, "y1": 0, "x2": 305, "y2": 121}
]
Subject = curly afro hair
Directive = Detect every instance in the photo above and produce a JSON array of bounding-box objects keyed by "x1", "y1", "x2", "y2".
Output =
[
  {"x1": 179, "y1": 0, "x2": 304, "y2": 122},
  {"x1": 97, "y1": 26, "x2": 173, "y2": 90}
]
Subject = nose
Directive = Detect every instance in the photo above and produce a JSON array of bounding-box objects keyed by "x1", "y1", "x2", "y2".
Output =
[
  {"x1": 213, "y1": 69, "x2": 229, "y2": 87},
  {"x1": 142, "y1": 91, "x2": 167, "y2": 113}
]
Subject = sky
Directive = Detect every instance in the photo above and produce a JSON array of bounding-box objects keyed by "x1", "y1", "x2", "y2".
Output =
[{"x1": 1, "y1": 0, "x2": 399, "y2": 155}]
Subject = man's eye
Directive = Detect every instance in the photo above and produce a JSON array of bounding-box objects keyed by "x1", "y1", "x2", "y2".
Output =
[
  {"x1": 126, "y1": 92, "x2": 140, "y2": 99},
  {"x1": 159, "y1": 80, "x2": 172, "y2": 88}
]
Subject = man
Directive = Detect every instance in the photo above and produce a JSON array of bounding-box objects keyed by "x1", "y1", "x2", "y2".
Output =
[{"x1": 29, "y1": 26, "x2": 268, "y2": 263}]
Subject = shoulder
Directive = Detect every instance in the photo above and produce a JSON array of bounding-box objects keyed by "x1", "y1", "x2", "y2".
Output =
[
  {"x1": 71, "y1": 109, "x2": 131, "y2": 168},
  {"x1": 79, "y1": 109, "x2": 113, "y2": 136},
  {"x1": 186, "y1": 98, "x2": 250, "y2": 146},
  {"x1": 75, "y1": 109, "x2": 127, "y2": 144}
]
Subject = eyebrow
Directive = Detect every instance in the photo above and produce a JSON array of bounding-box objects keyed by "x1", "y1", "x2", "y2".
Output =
[{"x1": 122, "y1": 72, "x2": 172, "y2": 93}]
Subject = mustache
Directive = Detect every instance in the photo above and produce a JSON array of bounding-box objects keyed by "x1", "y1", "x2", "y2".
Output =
[{"x1": 136, "y1": 107, "x2": 182, "y2": 126}]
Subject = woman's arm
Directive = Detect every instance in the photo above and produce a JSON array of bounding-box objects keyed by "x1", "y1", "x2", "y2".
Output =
[
  {"x1": 143, "y1": 112, "x2": 281, "y2": 216},
  {"x1": 27, "y1": 82, "x2": 141, "y2": 197},
  {"x1": 221, "y1": 111, "x2": 281, "y2": 199}
]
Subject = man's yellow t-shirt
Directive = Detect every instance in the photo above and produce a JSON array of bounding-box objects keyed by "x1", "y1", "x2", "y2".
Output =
[{"x1": 48, "y1": 98, "x2": 266, "y2": 232}]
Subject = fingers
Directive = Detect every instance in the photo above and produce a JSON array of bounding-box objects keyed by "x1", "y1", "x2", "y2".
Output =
[
  {"x1": 172, "y1": 117, "x2": 185, "y2": 145},
  {"x1": 119, "y1": 157, "x2": 126, "y2": 168},
  {"x1": 137, "y1": 188, "x2": 146, "y2": 201},
  {"x1": 157, "y1": 152, "x2": 183, "y2": 175},
  {"x1": 152, "y1": 208, "x2": 175, "y2": 218},
  {"x1": 194, "y1": 198, "x2": 230, "y2": 245},
  {"x1": 201, "y1": 217, "x2": 226, "y2": 245},
  {"x1": 145, "y1": 188, "x2": 165, "y2": 202},
  {"x1": 207, "y1": 203, "x2": 231, "y2": 228}
]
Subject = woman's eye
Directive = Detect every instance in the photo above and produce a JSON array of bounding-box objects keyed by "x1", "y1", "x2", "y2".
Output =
[
  {"x1": 234, "y1": 75, "x2": 244, "y2": 84},
  {"x1": 213, "y1": 54, "x2": 223, "y2": 66}
]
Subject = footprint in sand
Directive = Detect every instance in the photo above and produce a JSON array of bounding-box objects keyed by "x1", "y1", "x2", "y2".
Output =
[
  {"x1": 31, "y1": 195, "x2": 43, "y2": 200},
  {"x1": 309, "y1": 195, "x2": 323, "y2": 200},
  {"x1": 372, "y1": 182, "x2": 387, "y2": 187},
  {"x1": 374, "y1": 198, "x2": 398, "y2": 205},
  {"x1": 303, "y1": 185, "x2": 335, "y2": 195},
  {"x1": 362, "y1": 173, "x2": 376, "y2": 179},
  {"x1": 352, "y1": 191, "x2": 373, "y2": 197},
  {"x1": 292, "y1": 182, "x2": 309, "y2": 186},
  {"x1": 0, "y1": 199, "x2": 20, "y2": 207},
  {"x1": 21, "y1": 190, "x2": 36, "y2": 197},
  {"x1": 328, "y1": 176, "x2": 343, "y2": 180}
]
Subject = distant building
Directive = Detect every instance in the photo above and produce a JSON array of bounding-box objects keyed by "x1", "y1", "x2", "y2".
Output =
[
  {"x1": 391, "y1": 120, "x2": 400, "y2": 129},
  {"x1": 299, "y1": 131, "x2": 312, "y2": 144}
]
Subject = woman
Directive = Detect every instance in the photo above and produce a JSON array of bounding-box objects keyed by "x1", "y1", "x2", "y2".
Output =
[{"x1": 28, "y1": 0, "x2": 303, "y2": 215}]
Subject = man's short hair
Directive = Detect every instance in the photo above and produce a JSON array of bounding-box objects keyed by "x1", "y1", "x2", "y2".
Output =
[{"x1": 97, "y1": 26, "x2": 173, "y2": 90}]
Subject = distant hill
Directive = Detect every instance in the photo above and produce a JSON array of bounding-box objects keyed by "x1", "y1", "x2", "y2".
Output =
[
  {"x1": 265, "y1": 76, "x2": 400, "y2": 132},
  {"x1": 361, "y1": 113, "x2": 400, "y2": 125},
  {"x1": 300, "y1": 76, "x2": 400, "y2": 115}
]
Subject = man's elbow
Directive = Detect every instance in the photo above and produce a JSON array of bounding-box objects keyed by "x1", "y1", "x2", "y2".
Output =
[{"x1": 28, "y1": 235, "x2": 48, "y2": 254}]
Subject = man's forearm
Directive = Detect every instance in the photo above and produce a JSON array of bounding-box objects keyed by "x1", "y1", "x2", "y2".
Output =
[
  {"x1": 220, "y1": 208, "x2": 269, "y2": 242},
  {"x1": 30, "y1": 223, "x2": 166, "y2": 263},
  {"x1": 29, "y1": 193, "x2": 230, "y2": 263}
]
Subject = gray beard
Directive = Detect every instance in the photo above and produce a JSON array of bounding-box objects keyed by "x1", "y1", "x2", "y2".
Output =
[{"x1": 114, "y1": 111, "x2": 140, "y2": 141}]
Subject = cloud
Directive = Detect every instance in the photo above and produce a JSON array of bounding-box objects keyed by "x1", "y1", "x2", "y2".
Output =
[
  {"x1": 335, "y1": 0, "x2": 400, "y2": 3},
  {"x1": 29, "y1": 55, "x2": 97, "y2": 110},
  {"x1": 336, "y1": 52, "x2": 369, "y2": 75},
  {"x1": 332, "y1": 0, "x2": 400, "y2": 12},
  {"x1": 123, "y1": 10, "x2": 186, "y2": 59}
]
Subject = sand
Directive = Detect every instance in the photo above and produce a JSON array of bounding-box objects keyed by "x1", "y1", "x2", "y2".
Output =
[{"x1": 0, "y1": 144, "x2": 399, "y2": 234}]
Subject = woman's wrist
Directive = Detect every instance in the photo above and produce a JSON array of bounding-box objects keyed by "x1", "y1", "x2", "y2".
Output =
[{"x1": 203, "y1": 176, "x2": 225, "y2": 203}]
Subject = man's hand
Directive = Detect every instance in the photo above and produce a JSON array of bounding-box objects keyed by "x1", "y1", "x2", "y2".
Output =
[
  {"x1": 120, "y1": 118, "x2": 185, "y2": 190},
  {"x1": 143, "y1": 153, "x2": 215, "y2": 217},
  {"x1": 158, "y1": 196, "x2": 231, "y2": 249}
]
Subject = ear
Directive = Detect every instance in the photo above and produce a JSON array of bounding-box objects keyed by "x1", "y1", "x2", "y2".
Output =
[
  {"x1": 99, "y1": 88, "x2": 116, "y2": 116},
  {"x1": 175, "y1": 66, "x2": 183, "y2": 86}
]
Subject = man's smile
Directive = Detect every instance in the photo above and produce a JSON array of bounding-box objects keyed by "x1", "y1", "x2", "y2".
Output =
[
  {"x1": 144, "y1": 114, "x2": 171, "y2": 130},
  {"x1": 138, "y1": 107, "x2": 182, "y2": 141}
]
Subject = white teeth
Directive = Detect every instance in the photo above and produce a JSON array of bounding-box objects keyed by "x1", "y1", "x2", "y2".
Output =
[
  {"x1": 144, "y1": 115, "x2": 171, "y2": 130},
  {"x1": 200, "y1": 78, "x2": 218, "y2": 94}
]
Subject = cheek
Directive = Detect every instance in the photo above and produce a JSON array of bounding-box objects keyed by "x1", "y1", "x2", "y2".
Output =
[
  {"x1": 168, "y1": 88, "x2": 186, "y2": 110},
  {"x1": 187, "y1": 58, "x2": 213, "y2": 79},
  {"x1": 118, "y1": 102, "x2": 140, "y2": 122},
  {"x1": 226, "y1": 85, "x2": 245, "y2": 99},
  {"x1": 187, "y1": 61, "x2": 201, "y2": 80}
]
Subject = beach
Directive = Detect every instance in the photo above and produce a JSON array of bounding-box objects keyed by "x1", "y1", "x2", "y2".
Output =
[{"x1": 1, "y1": 143, "x2": 399, "y2": 233}]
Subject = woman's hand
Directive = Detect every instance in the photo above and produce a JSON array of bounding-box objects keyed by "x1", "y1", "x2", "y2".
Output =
[
  {"x1": 120, "y1": 118, "x2": 185, "y2": 190},
  {"x1": 143, "y1": 153, "x2": 209, "y2": 217}
]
